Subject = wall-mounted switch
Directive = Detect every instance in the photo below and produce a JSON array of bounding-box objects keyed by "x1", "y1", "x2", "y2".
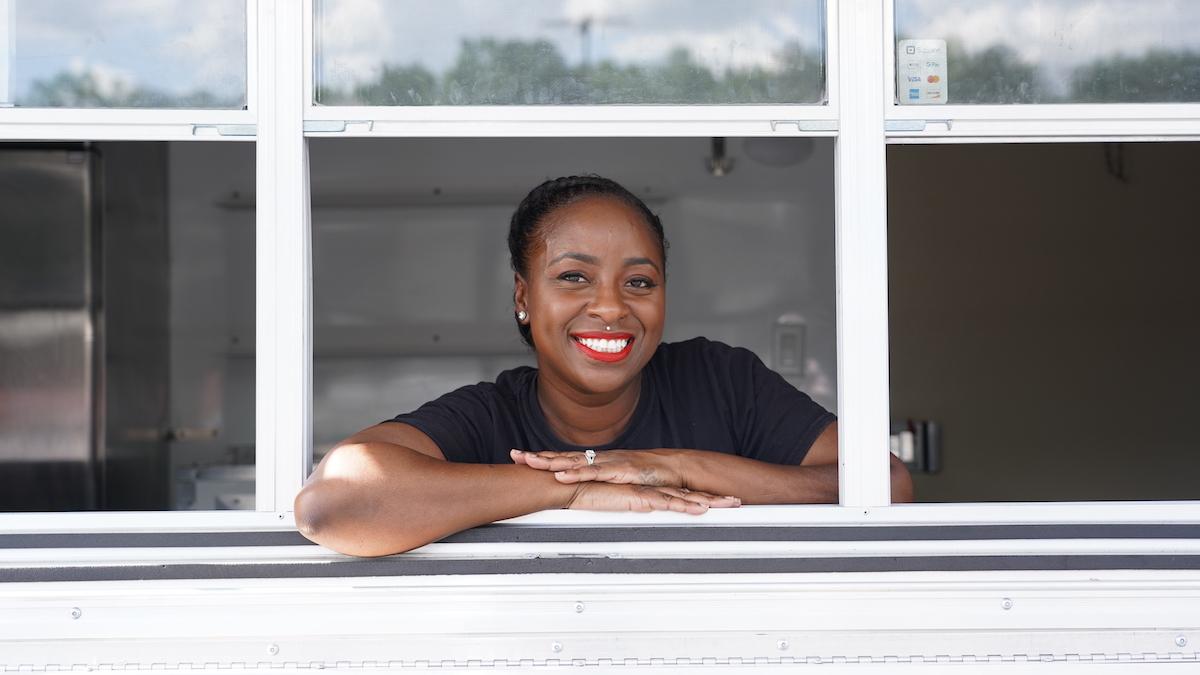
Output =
[{"x1": 773, "y1": 313, "x2": 806, "y2": 376}]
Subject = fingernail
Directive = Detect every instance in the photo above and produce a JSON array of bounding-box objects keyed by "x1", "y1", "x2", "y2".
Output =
[{"x1": 555, "y1": 471, "x2": 566, "y2": 477}]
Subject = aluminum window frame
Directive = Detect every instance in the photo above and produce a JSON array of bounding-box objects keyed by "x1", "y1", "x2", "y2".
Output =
[
  {"x1": 1, "y1": 0, "x2": 1198, "y2": 539},
  {"x1": 882, "y1": 0, "x2": 1200, "y2": 141},
  {"x1": 300, "y1": 0, "x2": 841, "y2": 137},
  {"x1": 0, "y1": 0, "x2": 258, "y2": 141},
  {"x1": 0, "y1": 0, "x2": 272, "y2": 531}
]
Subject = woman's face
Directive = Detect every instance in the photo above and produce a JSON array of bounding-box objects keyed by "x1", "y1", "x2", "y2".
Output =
[{"x1": 515, "y1": 195, "x2": 666, "y2": 397}]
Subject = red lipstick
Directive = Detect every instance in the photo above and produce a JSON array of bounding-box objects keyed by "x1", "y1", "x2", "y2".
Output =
[{"x1": 570, "y1": 332, "x2": 635, "y2": 363}]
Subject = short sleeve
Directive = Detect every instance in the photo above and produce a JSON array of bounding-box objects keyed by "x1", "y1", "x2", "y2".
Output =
[
  {"x1": 738, "y1": 348, "x2": 835, "y2": 465},
  {"x1": 388, "y1": 384, "x2": 498, "y2": 464},
  {"x1": 695, "y1": 340, "x2": 834, "y2": 465}
]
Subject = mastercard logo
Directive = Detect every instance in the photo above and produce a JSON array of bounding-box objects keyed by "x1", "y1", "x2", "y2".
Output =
[{"x1": 927, "y1": 75, "x2": 941, "y2": 83}]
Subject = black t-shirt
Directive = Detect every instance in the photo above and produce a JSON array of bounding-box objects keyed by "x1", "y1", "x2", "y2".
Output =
[{"x1": 390, "y1": 337, "x2": 835, "y2": 465}]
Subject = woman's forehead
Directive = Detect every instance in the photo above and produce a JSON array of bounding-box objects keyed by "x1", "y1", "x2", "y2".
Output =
[{"x1": 536, "y1": 196, "x2": 660, "y2": 259}]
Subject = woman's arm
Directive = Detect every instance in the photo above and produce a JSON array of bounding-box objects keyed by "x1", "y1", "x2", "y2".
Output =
[
  {"x1": 295, "y1": 423, "x2": 740, "y2": 556},
  {"x1": 294, "y1": 423, "x2": 574, "y2": 556},
  {"x1": 515, "y1": 422, "x2": 916, "y2": 504}
]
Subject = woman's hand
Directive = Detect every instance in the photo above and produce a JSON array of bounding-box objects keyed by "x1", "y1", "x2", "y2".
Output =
[
  {"x1": 511, "y1": 448, "x2": 686, "y2": 487},
  {"x1": 565, "y1": 481, "x2": 740, "y2": 514}
]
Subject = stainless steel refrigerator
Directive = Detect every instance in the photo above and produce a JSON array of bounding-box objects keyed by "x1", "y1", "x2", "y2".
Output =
[{"x1": 0, "y1": 144, "x2": 169, "y2": 511}]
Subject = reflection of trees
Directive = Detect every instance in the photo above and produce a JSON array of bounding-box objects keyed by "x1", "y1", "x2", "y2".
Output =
[
  {"x1": 1070, "y1": 50, "x2": 1200, "y2": 103},
  {"x1": 915, "y1": 38, "x2": 1200, "y2": 105},
  {"x1": 25, "y1": 71, "x2": 239, "y2": 108},
  {"x1": 23, "y1": 41, "x2": 1200, "y2": 107},
  {"x1": 943, "y1": 42, "x2": 1050, "y2": 104},
  {"x1": 315, "y1": 38, "x2": 826, "y2": 105}
]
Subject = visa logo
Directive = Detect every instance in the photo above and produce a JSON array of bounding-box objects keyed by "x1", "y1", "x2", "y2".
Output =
[{"x1": 907, "y1": 76, "x2": 921, "y2": 82}]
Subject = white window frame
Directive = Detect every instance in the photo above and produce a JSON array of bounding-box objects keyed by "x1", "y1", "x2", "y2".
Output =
[
  {"x1": 0, "y1": 0, "x2": 1198, "y2": 539},
  {"x1": 301, "y1": 0, "x2": 840, "y2": 138},
  {"x1": 0, "y1": 0, "x2": 258, "y2": 141},
  {"x1": 882, "y1": 0, "x2": 1200, "y2": 141}
]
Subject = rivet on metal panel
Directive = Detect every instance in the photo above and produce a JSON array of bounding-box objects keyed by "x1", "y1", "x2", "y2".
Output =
[
  {"x1": 1001, "y1": 598, "x2": 1014, "y2": 610},
  {"x1": 575, "y1": 602, "x2": 585, "y2": 613},
  {"x1": 777, "y1": 640, "x2": 790, "y2": 651},
  {"x1": 551, "y1": 642, "x2": 563, "y2": 653},
  {"x1": 70, "y1": 607, "x2": 82, "y2": 619},
  {"x1": 1176, "y1": 636, "x2": 1188, "y2": 647},
  {"x1": 267, "y1": 644, "x2": 280, "y2": 656}
]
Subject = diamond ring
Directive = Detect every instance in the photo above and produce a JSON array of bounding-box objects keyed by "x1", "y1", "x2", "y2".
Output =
[{"x1": 584, "y1": 449, "x2": 596, "y2": 466}]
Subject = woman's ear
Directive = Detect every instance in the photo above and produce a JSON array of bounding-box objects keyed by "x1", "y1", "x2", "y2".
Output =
[{"x1": 513, "y1": 273, "x2": 528, "y2": 318}]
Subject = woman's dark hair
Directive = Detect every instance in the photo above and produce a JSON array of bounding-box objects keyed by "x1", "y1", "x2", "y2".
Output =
[{"x1": 509, "y1": 174, "x2": 668, "y2": 349}]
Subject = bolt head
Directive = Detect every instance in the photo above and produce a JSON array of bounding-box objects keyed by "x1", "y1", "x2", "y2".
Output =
[
  {"x1": 1001, "y1": 598, "x2": 1013, "y2": 610},
  {"x1": 267, "y1": 644, "x2": 279, "y2": 655},
  {"x1": 574, "y1": 602, "x2": 585, "y2": 613},
  {"x1": 778, "y1": 640, "x2": 790, "y2": 651},
  {"x1": 70, "y1": 607, "x2": 82, "y2": 619},
  {"x1": 551, "y1": 641, "x2": 563, "y2": 653},
  {"x1": 1176, "y1": 636, "x2": 1188, "y2": 647}
]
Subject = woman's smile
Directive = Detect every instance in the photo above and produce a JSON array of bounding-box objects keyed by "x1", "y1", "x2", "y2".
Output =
[{"x1": 570, "y1": 331, "x2": 636, "y2": 362}]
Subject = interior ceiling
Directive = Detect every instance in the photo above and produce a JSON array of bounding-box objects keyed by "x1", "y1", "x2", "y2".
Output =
[{"x1": 306, "y1": 137, "x2": 830, "y2": 207}]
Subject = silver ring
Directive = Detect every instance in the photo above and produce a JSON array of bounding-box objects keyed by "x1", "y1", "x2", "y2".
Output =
[{"x1": 584, "y1": 449, "x2": 596, "y2": 466}]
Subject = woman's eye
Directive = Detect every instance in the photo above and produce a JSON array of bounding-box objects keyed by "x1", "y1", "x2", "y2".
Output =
[
  {"x1": 558, "y1": 272, "x2": 586, "y2": 283},
  {"x1": 628, "y1": 277, "x2": 657, "y2": 289}
]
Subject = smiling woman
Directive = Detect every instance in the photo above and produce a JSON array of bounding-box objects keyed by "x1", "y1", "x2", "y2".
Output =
[{"x1": 295, "y1": 175, "x2": 912, "y2": 557}]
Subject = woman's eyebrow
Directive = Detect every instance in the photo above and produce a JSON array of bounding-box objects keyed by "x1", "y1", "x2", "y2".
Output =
[
  {"x1": 548, "y1": 251, "x2": 599, "y2": 266},
  {"x1": 624, "y1": 256, "x2": 661, "y2": 273}
]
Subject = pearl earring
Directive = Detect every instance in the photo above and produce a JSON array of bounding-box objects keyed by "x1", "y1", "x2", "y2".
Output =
[{"x1": 517, "y1": 310, "x2": 528, "y2": 322}]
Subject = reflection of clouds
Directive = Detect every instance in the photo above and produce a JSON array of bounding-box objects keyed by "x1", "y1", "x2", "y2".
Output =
[
  {"x1": 317, "y1": 0, "x2": 822, "y2": 85},
  {"x1": 14, "y1": 0, "x2": 244, "y2": 102},
  {"x1": 318, "y1": 0, "x2": 393, "y2": 85},
  {"x1": 67, "y1": 57, "x2": 137, "y2": 99},
  {"x1": 899, "y1": 0, "x2": 1200, "y2": 93},
  {"x1": 611, "y1": 24, "x2": 795, "y2": 71}
]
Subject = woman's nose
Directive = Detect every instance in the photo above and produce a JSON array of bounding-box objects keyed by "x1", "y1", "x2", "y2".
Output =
[{"x1": 587, "y1": 280, "x2": 628, "y2": 322}]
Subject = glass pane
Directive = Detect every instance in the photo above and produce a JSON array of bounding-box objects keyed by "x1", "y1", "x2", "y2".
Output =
[
  {"x1": 889, "y1": 142, "x2": 1200, "y2": 501},
  {"x1": 894, "y1": 0, "x2": 1200, "y2": 104},
  {"x1": 310, "y1": 138, "x2": 837, "y2": 466},
  {"x1": 0, "y1": 141, "x2": 255, "y2": 511},
  {"x1": 314, "y1": 0, "x2": 826, "y2": 105},
  {"x1": 3, "y1": 1, "x2": 246, "y2": 109}
]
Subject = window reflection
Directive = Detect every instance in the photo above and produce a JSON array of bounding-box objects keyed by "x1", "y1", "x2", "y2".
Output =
[
  {"x1": 314, "y1": 0, "x2": 826, "y2": 105},
  {"x1": 5, "y1": 0, "x2": 246, "y2": 109},
  {"x1": 895, "y1": 0, "x2": 1200, "y2": 104}
]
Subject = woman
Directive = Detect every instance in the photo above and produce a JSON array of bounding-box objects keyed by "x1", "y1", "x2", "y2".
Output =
[{"x1": 296, "y1": 175, "x2": 913, "y2": 556}]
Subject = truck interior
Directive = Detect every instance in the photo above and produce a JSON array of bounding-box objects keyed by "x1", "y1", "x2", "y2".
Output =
[{"x1": 1, "y1": 138, "x2": 1196, "y2": 511}]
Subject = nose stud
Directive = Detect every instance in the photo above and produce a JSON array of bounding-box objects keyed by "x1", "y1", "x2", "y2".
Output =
[{"x1": 604, "y1": 325, "x2": 612, "y2": 331}]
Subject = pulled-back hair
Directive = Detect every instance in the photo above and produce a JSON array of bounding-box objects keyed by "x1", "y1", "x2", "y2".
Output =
[{"x1": 508, "y1": 175, "x2": 668, "y2": 349}]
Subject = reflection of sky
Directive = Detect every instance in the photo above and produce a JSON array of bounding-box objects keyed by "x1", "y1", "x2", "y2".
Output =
[
  {"x1": 317, "y1": 0, "x2": 824, "y2": 86},
  {"x1": 896, "y1": 0, "x2": 1200, "y2": 94},
  {"x1": 9, "y1": 0, "x2": 245, "y2": 103}
]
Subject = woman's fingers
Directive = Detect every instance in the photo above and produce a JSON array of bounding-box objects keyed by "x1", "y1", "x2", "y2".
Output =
[
  {"x1": 643, "y1": 486, "x2": 740, "y2": 513},
  {"x1": 510, "y1": 449, "x2": 589, "y2": 470}
]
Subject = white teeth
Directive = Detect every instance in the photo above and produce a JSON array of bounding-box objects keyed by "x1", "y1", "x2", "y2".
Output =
[{"x1": 577, "y1": 337, "x2": 629, "y2": 353}]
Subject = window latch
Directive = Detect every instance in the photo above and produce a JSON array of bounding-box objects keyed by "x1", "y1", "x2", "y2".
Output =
[
  {"x1": 303, "y1": 120, "x2": 375, "y2": 134},
  {"x1": 885, "y1": 120, "x2": 952, "y2": 132},
  {"x1": 192, "y1": 124, "x2": 257, "y2": 137},
  {"x1": 770, "y1": 120, "x2": 838, "y2": 133}
]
